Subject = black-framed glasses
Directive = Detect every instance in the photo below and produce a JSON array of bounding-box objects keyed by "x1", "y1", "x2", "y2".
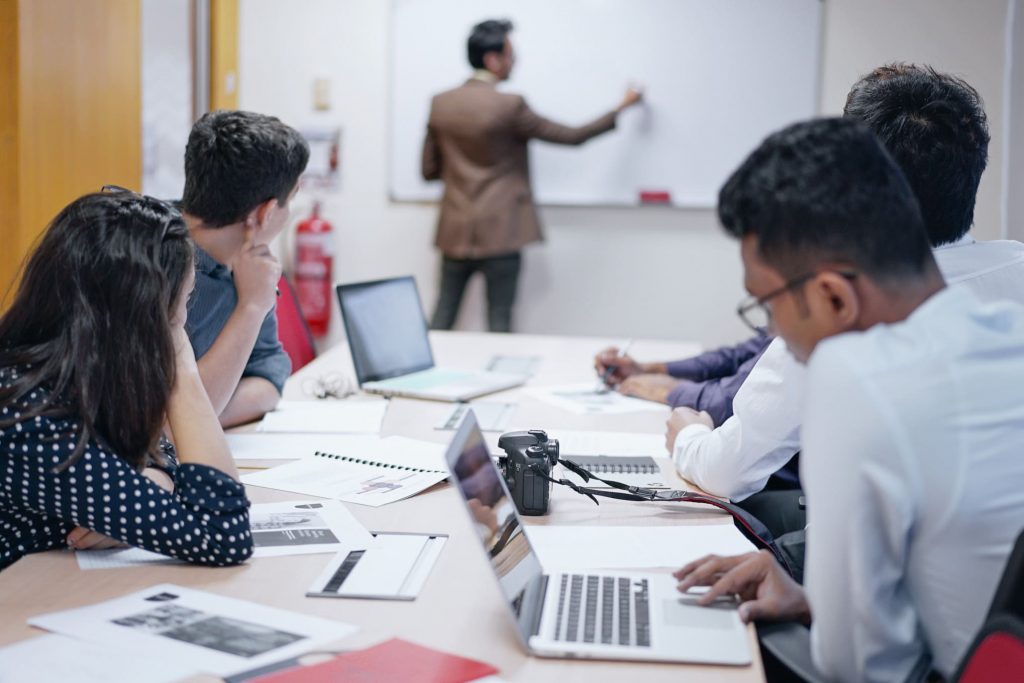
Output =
[{"x1": 736, "y1": 270, "x2": 858, "y2": 334}]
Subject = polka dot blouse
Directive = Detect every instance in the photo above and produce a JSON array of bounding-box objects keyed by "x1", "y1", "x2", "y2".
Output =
[{"x1": 0, "y1": 367, "x2": 253, "y2": 570}]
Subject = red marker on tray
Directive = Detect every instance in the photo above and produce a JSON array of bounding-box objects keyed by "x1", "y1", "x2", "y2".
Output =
[{"x1": 638, "y1": 190, "x2": 672, "y2": 204}]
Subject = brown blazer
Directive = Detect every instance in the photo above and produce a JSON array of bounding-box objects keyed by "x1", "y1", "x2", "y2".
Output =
[{"x1": 422, "y1": 79, "x2": 618, "y2": 259}]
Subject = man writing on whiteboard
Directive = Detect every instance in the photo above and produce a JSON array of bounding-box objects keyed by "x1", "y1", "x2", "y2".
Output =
[{"x1": 422, "y1": 18, "x2": 642, "y2": 332}]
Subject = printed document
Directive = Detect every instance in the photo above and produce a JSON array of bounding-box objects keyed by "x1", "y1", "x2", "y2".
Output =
[{"x1": 29, "y1": 584, "x2": 357, "y2": 677}]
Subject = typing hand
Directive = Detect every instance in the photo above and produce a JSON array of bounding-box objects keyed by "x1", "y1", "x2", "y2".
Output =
[
  {"x1": 673, "y1": 551, "x2": 810, "y2": 624},
  {"x1": 665, "y1": 406, "x2": 714, "y2": 452},
  {"x1": 617, "y1": 373, "x2": 679, "y2": 404},
  {"x1": 232, "y1": 236, "x2": 281, "y2": 316}
]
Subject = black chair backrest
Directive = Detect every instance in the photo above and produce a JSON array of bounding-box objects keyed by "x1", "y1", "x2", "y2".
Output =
[{"x1": 987, "y1": 528, "x2": 1024, "y2": 621}]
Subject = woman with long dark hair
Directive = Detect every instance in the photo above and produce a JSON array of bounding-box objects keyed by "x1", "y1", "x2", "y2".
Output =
[{"x1": 0, "y1": 191, "x2": 253, "y2": 569}]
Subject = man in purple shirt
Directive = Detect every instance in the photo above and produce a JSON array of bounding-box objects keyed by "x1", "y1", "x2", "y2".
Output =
[{"x1": 594, "y1": 332, "x2": 771, "y2": 426}]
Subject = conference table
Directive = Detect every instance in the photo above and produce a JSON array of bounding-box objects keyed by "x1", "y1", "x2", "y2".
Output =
[{"x1": 0, "y1": 331, "x2": 765, "y2": 682}]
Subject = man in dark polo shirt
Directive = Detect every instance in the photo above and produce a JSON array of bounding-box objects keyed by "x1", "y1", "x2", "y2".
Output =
[{"x1": 180, "y1": 110, "x2": 309, "y2": 427}]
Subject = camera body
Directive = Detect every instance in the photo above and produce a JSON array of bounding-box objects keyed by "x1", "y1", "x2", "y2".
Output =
[{"x1": 497, "y1": 429, "x2": 559, "y2": 516}]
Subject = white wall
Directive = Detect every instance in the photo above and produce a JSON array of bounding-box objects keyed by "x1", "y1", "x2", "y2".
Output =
[
  {"x1": 1008, "y1": 0, "x2": 1024, "y2": 242},
  {"x1": 239, "y1": 0, "x2": 1015, "y2": 352},
  {"x1": 141, "y1": 0, "x2": 192, "y2": 199},
  {"x1": 820, "y1": 0, "x2": 1010, "y2": 242}
]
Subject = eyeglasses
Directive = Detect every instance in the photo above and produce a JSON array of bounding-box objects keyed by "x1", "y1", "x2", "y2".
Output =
[{"x1": 736, "y1": 270, "x2": 858, "y2": 334}]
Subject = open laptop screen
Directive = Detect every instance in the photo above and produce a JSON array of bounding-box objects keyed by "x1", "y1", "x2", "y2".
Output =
[
  {"x1": 446, "y1": 412, "x2": 546, "y2": 647},
  {"x1": 335, "y1": 276, "x2": 435, "y2": 383}
]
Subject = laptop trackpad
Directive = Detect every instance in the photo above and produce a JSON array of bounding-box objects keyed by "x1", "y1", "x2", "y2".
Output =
[{"x1": 663, "y1": 598, "x2": 737, "y2": 630}]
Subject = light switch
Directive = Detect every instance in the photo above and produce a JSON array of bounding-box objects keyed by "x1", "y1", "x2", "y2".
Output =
[{"x1": 313, "y1": 78, "x2": 331, "y2": 111}]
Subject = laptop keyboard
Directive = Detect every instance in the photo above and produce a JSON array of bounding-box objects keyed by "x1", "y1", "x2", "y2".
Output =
[{"x1": 553, "y1": 574, "x2": 651, "y2": 647}]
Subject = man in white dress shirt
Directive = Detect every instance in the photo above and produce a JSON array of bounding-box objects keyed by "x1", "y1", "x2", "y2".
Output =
[
  {"x1": 668, "y1": 65, "x2": 1024, "y2": 524},
  {"x1": 673, "y1": 117, "x2": 1024, "y2": 682}
]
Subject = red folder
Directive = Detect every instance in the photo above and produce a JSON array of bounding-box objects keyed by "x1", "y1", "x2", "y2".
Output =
[{"x1": 250, "y1": 638, "x2": 498, "y2": 683}]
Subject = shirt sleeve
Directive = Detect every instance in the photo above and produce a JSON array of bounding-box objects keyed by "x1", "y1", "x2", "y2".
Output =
[
  {"x1": 672, "y1": 338, "x2": 802, "y2": 501},
  {"x1": 243, "y1": 305, "x2": 291, "y2": 393},
  {"x1": 665, "y1": 353, "x2": 758, "y2": 424},
  {"x1": 803, "y1": 343, "x2": 925, "y2": 683},
  {"x1": 664, "y1": 333, "x2": 772, "y2": 381},
  {"x1": 4, "y1": 413, "x2": 254, "y2": 567}
]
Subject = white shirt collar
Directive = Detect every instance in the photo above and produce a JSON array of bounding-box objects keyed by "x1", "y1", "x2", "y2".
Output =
[
  {"x1": 471, "y1": 69, "x2": 499, "y2": 84},
  {"x1": 935, "y1": 233, "x2": 976, "y2": 251}
]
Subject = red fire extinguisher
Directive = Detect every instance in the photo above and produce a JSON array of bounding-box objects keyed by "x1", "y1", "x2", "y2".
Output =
[{"x1": 294, "y1": 202, "x2": 333, "y2": 338}]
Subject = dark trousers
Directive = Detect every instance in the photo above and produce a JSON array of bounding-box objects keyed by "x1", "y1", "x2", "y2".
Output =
[
  {"x1": 431, "y1": 253, "x2": 522, "y2": 333},
  {"x1": 737, "y1": 489, "x2": 808, "y2": 583}
]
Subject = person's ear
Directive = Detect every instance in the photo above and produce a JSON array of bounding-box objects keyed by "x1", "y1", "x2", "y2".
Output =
[
  {"x1": 808, "y1": 272, "x2": 860, "y2": 332},
  {"x1": 244, "y1": 199, "x2": 277, "y2": 239},
  {"x1": 483, "y1": 51, "x2": 501, "y2": 74}
]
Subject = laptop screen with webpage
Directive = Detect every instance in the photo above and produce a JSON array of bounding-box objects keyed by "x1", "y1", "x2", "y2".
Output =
[
  {"x1": 335, "y1": 276, "x2": 435, "y2": 383},
  {"x1": 446, "y1": 411, "x2": 547, "y2": 648}
]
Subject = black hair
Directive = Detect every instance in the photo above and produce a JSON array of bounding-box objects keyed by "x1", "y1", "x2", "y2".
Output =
[
  {"x1": 181, "y1": 110, "x2": 310, "y2": 227},
  {"x1": 844, "y1": 63, "x2": 989, "y2": 246},
  {"x1": 0, "y1": 192, "x2": 193, "y2": 471},
  {"x1": 468, "y1": 19, "x2": 513, "y2": 69},
  {"x1": 718, "y1": 117, "x2": 932, "y2": 283}
]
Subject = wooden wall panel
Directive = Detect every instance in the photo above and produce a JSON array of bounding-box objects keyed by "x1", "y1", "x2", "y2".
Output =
[
  {"x1": 0, "y1": 0, "x2": 21, "y2": 300},
  {"x1": 210, "y1": 0, "x2": 238, "y2": 110},
  {"x1": 17, "y1": 0, "x2": 141, "y2": 262}
]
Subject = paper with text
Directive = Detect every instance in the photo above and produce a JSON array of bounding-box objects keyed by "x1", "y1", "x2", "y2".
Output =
[
  {"x1": 29, "y1": 584, "x2": 357, "y2": 677},
  {"x1": 524, "y1": 383, "x2": 668, "y2": 415},
  {"x1": 242, "y1": 437, "x2": 448, "y2": 507},
  {"x1": 75, "y1": 500, "x2": 374, "y2": 569}
]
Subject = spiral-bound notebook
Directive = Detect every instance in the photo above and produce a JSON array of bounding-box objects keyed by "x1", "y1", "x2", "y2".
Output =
[
  {"x1": 558, "y1": 455, "x2": 668, "y2": 489},
  {"x1": 242, "y1": 436, "x2": 448, "y2": 508}
]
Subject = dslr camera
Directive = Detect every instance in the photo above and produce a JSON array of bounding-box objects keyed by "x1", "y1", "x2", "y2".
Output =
[{"x1": 497, "y1": 429, "x2": 560, "y2": 516}]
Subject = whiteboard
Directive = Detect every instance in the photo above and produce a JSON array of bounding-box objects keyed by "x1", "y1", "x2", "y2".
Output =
[{"x1": 390, "y1": 0, "x2": 823, "y2": 207}]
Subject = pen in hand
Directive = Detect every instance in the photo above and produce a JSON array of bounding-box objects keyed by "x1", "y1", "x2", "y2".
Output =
[{"x1": 597, "y1": 339, "x2": 634, "y2": 391}]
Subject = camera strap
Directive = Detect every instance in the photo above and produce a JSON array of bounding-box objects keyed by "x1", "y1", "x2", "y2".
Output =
[{"x1": 535, "y1": 458, "x2": 795, "y2": 579}]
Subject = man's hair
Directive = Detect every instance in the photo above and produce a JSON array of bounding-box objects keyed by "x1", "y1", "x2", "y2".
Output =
[
  {"x1": 844, "y1": 63, "x2": 989, "y2": 246},
  {"x1": 182, "y1": 110, "x2": 310, "y2": 227},
  {"x1": 718, "y1": 118, "x2": 932, "y2": 283},
  {"x1": 468, "y1": 19, "x2": 513, "y2": 69}
]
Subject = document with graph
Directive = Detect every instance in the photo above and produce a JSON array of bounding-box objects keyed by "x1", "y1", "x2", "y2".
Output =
[{"x1": 241, "y1": 436, "x2": 448, "y2": 508}]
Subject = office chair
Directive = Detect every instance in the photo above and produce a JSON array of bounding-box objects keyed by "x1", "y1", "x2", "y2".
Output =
[
  {"x1": 275, "y1": 274, "x2": 318, "y2": 373},
  {"x1": 952, "y1": 527, "x2": 1024, "y2": 682},
  {"x1": 759, "y1": 528, "x2": 1024, "y2": 683}
]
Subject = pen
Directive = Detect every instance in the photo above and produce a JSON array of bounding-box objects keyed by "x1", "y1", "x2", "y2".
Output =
[{"x1": 600, "y1": 339, "x2": 634, "y2": 387}]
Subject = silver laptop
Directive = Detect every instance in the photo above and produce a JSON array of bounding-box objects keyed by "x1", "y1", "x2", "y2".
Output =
[
  {"x1": 444, "y1": 412, "x2": 752, "y2": 666},
  {"x1": 335, "y1": 277, "x2": 525, "y2": 402}
]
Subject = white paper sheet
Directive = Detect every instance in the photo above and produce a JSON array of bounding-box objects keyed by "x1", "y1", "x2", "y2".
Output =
[
  {"x1": 257, "y1": 399, "x2": 388, "y2": 433},
  {"x1": 0, "y1": 634, "x2": 197, "y2": 683},
  {"x1": 524, "y1": 383, "x2": 668, "y2": 415},
  {"x1": 29, "y1": 584, "x2": 358, "y2": 677},
  {"x1": 75, "y1": 501, "x2": 374, "y2": 569},
  {"x1": 307, "y1": 532, "x2": 448, "y2": 600},
  {"x1": 226, "y1": 434, "x2": 385, "y2": 461},
  {"x1": 435, "y1": 402, "x2": 517, "y2": 432},
  {"x1": 242, "y1": 437, "x2": 448, "y2": 508},
  {"x1": 524, "y1": 524, "x2": 755, "y2": 571}
]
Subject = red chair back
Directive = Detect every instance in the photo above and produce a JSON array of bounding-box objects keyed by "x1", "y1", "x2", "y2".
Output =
[
  {"x1": 956, "y1": 616, "x2": 1024, "y2": 683},
  {"x1": 275, "y1": 274, "x2": 317, "y2": 373}
]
